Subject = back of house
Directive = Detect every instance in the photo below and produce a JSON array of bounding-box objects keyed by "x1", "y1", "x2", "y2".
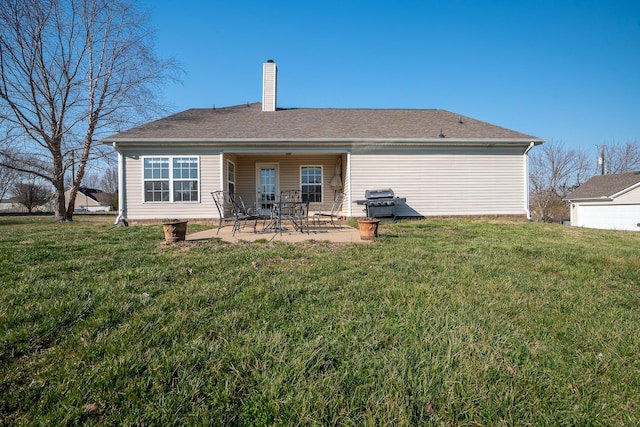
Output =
[{"x1": 102, "y1": 60, "x2": 543, "y2": 224}]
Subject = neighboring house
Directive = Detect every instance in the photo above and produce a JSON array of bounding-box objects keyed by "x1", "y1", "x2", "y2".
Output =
[
  {"x1": 565, "y1": 172, "x2": 640, "y2": 231},
  {"x1": 101, "y1": 60, "x2": 544, "y2": 223},
  {"x1": 0, "y1": 198, "x2": 27, "y2": 213},
  {"x1": 65, "y1": 187, "x2": 113, "y2": 212}
]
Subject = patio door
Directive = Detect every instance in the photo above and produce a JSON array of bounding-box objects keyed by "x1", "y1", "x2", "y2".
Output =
[{"x1": 256, "y1": 163, "x2": 279, "y2": 212}]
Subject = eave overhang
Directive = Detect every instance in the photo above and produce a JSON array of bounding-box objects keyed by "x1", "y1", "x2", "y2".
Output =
[
  {"x1": 102, "y1": 137, "x2": 544, "y2": 150},
  {"x1": 564, "y1": 196, "x2": 614, "y2": 203}
]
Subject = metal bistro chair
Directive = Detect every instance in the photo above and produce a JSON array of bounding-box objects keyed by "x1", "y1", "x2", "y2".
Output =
[
  {"x1": 282, "y1": 198, "x2": 309, "y2": 234},
  {"x1": 211, "y1": 191, "x2": 260, "y2": 236},
  {"x1": 312, "y1": 193, "x2": 344, "y2": 228},
  {"x1": 211, "y1": 191, "x2": 233, "y2": 234},
  {"x1": 231, "y1": 193, "x2": 268, "y2": 233}
]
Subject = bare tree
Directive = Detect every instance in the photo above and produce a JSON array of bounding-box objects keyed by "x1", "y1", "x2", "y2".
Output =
[
  {"x1": 0, "y1": 0, "x2": 178, "y2": 221},
  {"x1": 529, "y1": 141, "x2": 593, "y2": 222},
  {"x1": 0, "y1": 162, "x2": 17, "y2": 201},
  {"x1": 12, "y1": 181, "x2": 51, "y2": 213},
  {"x1": 99, "y1": 166, "x2": 118, "y2": 208},
  {"x1": 100, "y1": 166, "x2": 118, "y2": 192},
  {"x1": 82, "y1": 171, "x2": 100, "y2": 190},
  {"x1": 599, "y1": 141, "x2": 640, "y2": 174}
]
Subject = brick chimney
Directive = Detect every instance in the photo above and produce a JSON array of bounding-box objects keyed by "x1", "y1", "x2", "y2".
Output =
[{"x1": 262, "y1": 60, "x2": 277, "y2": 112}]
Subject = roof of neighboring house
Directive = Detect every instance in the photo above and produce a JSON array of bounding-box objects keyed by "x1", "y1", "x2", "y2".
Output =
[
  {"x1": 566, "y1": 172, "x2": 640, "y2": 200},
  {"x1": 104, "y1": 102, "x2": 542, "y2": 143},
  {"x1": 68, "y1": 187, "x2": 113, "y2": 205}
]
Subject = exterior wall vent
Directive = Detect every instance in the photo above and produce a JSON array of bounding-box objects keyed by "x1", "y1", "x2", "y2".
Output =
[{"x1": 262, "y1": 60, "x2": 277, "y2": 112}]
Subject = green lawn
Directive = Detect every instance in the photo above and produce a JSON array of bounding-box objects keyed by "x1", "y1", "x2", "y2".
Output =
[{"x1": 1, "y1": 216, "x2": 639, "y2": 426}]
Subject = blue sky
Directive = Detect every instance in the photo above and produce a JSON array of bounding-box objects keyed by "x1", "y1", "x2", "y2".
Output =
[{"x1": 143, "y1": 0, "x2": 640, "y2": 155}]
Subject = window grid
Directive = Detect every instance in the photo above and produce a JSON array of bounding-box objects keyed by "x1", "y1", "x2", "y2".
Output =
[
  {"x1": 227, "y1": 161, "x2": 236, "y2": 194},
  {"x1": 143, "y1": 156, "x2": 199, "y2": 203},
  {"x1": 173, "y1": 157, "x2": 198, "y2": 201},
  {"x1": 301, "y1": 166, "x2": 322, "y2": 203}
]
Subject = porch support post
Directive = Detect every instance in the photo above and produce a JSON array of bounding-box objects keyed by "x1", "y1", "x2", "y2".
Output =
[{"x1": 220, "y1": 153, "x2": 225, "y2": 192}]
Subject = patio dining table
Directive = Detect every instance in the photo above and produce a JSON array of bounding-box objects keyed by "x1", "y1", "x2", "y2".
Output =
[{"x1": 262, "y1": 199, "x2": 309, "y2": 234}]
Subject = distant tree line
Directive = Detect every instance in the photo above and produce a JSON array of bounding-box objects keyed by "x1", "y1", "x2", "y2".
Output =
[{"x1": 529, "y1": 140, "x2": 640, "y2": 222}]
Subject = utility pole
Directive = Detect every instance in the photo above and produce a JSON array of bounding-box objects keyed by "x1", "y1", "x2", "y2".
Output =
[
  {"x1": 598, "y1": 145, "x2": 605, "y2": 175},
  {"x1": 71, "y1": 150, "x2": 75, "y2": 186}
]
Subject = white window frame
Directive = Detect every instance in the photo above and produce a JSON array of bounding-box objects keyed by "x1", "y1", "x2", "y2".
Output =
[
  {"x1": 142, "y1": 156, "x2": 200, "y2": 203},
  {"x1": 300, "y1": 165, "x2": 323, "y2": 203},
  {"x1": 227, "y1": 160, "x2": 236, "y2": 194}
]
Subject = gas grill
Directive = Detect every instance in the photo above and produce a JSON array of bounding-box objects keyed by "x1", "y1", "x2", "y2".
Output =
[{"x1": 355, "y1": 188, "x2": 406, "y2": 221}]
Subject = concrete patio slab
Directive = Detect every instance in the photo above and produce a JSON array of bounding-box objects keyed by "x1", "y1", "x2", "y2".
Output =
[{"x1": 186, "y1": 221, "x2": 367, "y2": 244}]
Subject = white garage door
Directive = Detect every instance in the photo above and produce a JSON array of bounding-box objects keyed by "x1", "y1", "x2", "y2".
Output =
[{"x1": 577, "y1": 204, "x2": 640, "y2": 231}]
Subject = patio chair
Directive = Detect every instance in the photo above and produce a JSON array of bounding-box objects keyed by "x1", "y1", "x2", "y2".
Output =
[
  {"x1": 283, "y1": 199, "x2": 309, "y2": 234},
  {"x1": 312, "y1": 193, "x2": 344, "y2": 228},
  {"x1": 211, "y1": 191, "x2": 261, "y2": 236},
  {"x1": 230, "y1": 193, "x2": 266, "y2": 234},
  {"x1": 211, "y1": 191, "x2": 234, "y2": 234},
  {"x1": 297, "y1": 200, "x2": 310, "y2": 233}
]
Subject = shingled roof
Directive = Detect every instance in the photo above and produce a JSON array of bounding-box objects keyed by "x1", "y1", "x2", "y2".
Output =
[
  {"x1": 566, "y1": 172, "x2": 640, "y2": 200},
  {"x1": 105, "y1": 102, "x2": 541, "y2": 142},
  {"x1": 77, "y1": 187, "x2": 113, "y2": 205}
]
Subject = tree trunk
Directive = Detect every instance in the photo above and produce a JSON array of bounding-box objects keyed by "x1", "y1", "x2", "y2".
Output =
[{"x1": 52, "y1": 153, "x2": 71, "y2": 222}]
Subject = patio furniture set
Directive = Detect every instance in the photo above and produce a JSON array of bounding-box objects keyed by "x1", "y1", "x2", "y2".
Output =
[{"x1": 212, "y1": 191, "x2": 344, "y2": 236}]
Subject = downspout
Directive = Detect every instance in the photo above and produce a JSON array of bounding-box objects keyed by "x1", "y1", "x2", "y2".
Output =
[
  {"x1": 112, "y1": 142, "x2": 127, "y2": 226},
  {"x1": 524, "y1": 141, "x2": 535, "y2": 221},
  {"x1": 346, "y1": 152, "x2": 352, "y2": 217}
]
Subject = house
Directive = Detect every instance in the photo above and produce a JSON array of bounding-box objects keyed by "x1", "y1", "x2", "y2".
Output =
[
  {"x1": 565, "y1": 172, "x2": 640, "y2": 231},
  {"x1": 101, "y1": 60, "x2": 544, "y2": 224},
  {"x1": 0, "y1": 198, "x2": 27, "y2": 213},
  {"x1": 65, "y1": 187, "x2": 113, "y2": 212}
]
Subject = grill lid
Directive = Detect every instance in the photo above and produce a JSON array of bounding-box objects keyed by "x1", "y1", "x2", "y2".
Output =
[{"x1": 365, "y1": 188, "x2": 395, "y2": 199}]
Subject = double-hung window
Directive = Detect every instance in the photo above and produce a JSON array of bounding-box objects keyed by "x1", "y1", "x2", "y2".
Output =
[
  {"x1": 227, "y1": 160, "x2": 236, "y2": 194},
  {"x1": 301, "y1": 166, "x2": 322, "y2": 203},
  {"x1": 173, "y1": 157, "x2": 199, "y2": 201},
  {"x1": 143, "y1": 156, "x2": 199, "y2": 202},
  {"x1": 143, "y1": 158, "x2": 170, "y2": 202}
]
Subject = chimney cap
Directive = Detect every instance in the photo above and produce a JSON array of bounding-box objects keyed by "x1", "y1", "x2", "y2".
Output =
[{"x1": 266, "y1": 59, "x2": 275, "y2": 63}]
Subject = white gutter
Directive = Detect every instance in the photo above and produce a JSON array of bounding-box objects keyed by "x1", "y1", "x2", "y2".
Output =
[
  {"x1": 103, "y1": 137, "x2": 544, "y2": 148},
  {"x1": 112, "y1": 142, "x2": 127, "y2": 226},
  {"x1": 524, "y1": 141, "x2": 535, "y2": 220}
]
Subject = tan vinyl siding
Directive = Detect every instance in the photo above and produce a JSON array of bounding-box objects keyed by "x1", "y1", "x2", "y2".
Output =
[
  {"x1": 121, "y1": 148, "x2": 221, "y2": 220},
  {"x1": 120, "y1": 144, "x2": 530, "y2": 220},
  {"x1": 349, "y1": 147, "x2": 526, "y2": 217}
]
